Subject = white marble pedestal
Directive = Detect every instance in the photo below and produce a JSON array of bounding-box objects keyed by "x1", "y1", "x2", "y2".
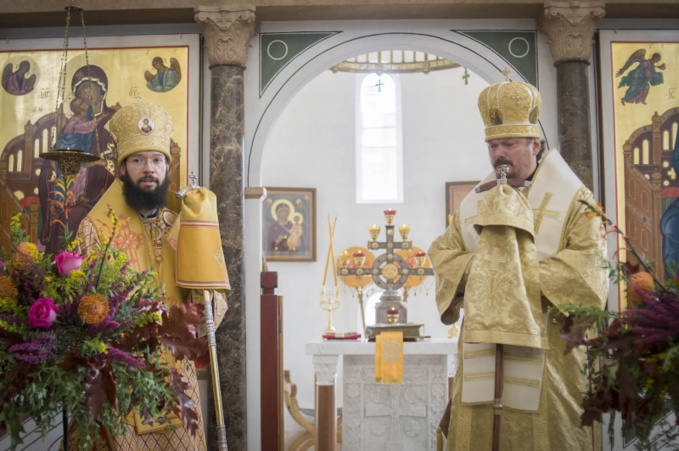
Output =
[{"x1": 306, "y1": 338, "x2": 457, "y2": 451}]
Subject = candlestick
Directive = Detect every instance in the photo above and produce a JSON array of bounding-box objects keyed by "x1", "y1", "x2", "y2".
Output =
[{"x1": 320, "y1": 289, "x2": 340, "y2": 333}]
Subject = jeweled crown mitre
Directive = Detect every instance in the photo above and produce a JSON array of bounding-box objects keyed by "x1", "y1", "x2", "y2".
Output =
[
  {"x1": 108, "y1": 101, "x2": 173, "y2": 164},
  {"x1": 477, "y1": 80, "x2": 541, "y2": 142}
]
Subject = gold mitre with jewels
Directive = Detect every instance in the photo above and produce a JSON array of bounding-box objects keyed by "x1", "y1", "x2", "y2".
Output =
[
  {"x1": 108, "y1": 101, "x2": 174, "y2": 164},
  {"x1": 478, "y1": 79, "x2": 541, "y2": 141}
]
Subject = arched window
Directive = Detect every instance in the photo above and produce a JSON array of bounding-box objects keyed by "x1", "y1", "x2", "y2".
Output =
[
  {"x1": 355, "y1": 73, "x2": 403, "y2": 203},
  {"x1": 642, "y1": 139, "x2": 649, "y2": 165},
  {"x1": 16, "y1": 150, "x2": 23, "y2": 172},
  {"x1": 362, "y1": 291, "x2": 383, "y2": 327}
]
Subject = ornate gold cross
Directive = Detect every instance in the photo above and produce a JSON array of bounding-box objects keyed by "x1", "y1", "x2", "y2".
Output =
[{"x1": 532, "y1": 193, "x2": 559, "y2": 233}]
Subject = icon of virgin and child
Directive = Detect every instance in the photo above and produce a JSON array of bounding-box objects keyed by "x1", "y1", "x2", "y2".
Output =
[
  {"x1": 38, "y1": 64, "x2": 118, "y2": 254},
  {"x1": 267, "y1": 200, "x2": 305, "y2": 253}
]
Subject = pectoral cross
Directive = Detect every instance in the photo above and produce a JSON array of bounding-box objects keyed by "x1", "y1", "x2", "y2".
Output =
[{"x1": 463, "y1": 68, "x2": 470, "y2": 85}]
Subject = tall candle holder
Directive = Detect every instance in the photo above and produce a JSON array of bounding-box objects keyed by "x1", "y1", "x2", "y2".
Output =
[
  {"x1": 320, "y1": 216, "x2": 341, "y2": 334},
  {"x1": 320, "y1": 288, "x2": 340, "y2": 333}
]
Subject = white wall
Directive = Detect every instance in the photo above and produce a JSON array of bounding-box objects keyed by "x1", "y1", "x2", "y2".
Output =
[{"x1": 261, "y1": 66, "x2": 490, "y2": 440}]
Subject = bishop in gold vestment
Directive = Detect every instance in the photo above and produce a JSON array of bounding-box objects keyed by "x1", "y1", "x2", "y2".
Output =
[
  {"x1": 429, "y1": 80, "x2": 609, "y2": 451},
  {"x1": 74, "y1": 101, "x2": 228, "y2": 450}
]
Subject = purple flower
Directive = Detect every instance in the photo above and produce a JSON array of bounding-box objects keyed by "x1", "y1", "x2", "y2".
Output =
[
  {"x1": 107, "y1": 346, "x2": 144, "y2": 368},
  {"x1": 54, "y1": 251, "x2": 84, "y2": 277},
  {"x1": 9, "y1": 332, "x2": 56, "y2": 364},
  {"x1": 28, "y1": 297, "x2": 59, "y2": 328}
]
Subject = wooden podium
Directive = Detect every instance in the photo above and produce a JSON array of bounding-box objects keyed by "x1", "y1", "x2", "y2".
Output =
[{"x1": 261, "y1": 271, "x2": 284, "y2": 450}]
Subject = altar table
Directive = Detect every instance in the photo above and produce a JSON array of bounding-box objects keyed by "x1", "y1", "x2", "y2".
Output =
[{"x1": 306, "y1": 338, "x2": 458, "y2": 451}]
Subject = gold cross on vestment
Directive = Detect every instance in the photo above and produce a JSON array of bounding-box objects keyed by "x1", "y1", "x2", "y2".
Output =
[
  {"x1": 480, "y1": 247, "x2": 511, "y2": 272},
  {"x1": 532, "y1": 193, "x2": 559, "y2": 233}
]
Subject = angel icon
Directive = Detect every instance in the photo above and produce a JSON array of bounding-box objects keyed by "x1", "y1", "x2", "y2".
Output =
[
  {"x1": 144, "y1": 56, "x2": 181, "y2": 93},
  {"x1": 2, "y1": 60, "x2": 36, "y2": 95},
  {"x1": 616, "y1": 49, "x2": 665, "y2": 106}
]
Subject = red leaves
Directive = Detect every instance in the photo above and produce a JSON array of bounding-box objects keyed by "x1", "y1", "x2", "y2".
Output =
[
  {"x1": 82, "y1": 357, "x2": 117, "y2": 423},
  {"x1": 559, "y1": 301, "x2": 679, "y2": 441},
  {"x1": 169, "y1": 367, "x2": 201, "y2": 436},
  {"x1": 158, "y1": 303, "x2": 209, "y2": 363},
  {"x1": 560, "y1": 314, "x2": 591, "y2": 355}
]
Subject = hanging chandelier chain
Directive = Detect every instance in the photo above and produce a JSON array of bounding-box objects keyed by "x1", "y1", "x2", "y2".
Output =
[
  {"x1": 78, "y1": 6, "x2": 101, "y2": 154},
  {"x1": 55, "y1": 5, "x2": 73, "y2": 136}
]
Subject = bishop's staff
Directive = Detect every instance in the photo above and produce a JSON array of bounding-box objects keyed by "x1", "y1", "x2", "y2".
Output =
[
  {"x1": 492, "y1": 165, "x2": 509, "y2": 451},
  {"x1": 176, "y1": 174, "x2": 231, "y2": 451}
]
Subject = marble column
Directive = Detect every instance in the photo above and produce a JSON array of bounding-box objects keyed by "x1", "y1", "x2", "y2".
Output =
[
  {"x1": 195, "y1": 5, "x2": 256, "y2": 450},
  {"x1": 539, "y1": 1, "x2": 605, "y2": 191}
]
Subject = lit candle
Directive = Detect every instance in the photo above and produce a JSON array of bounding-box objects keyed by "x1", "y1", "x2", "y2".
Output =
[
  {"x1": 353, "y1": 251, "x2": 366, "y2": 268},
  {"x1": 413, "y1": 251, "x2": 427, "y2": 268},
  {"x1": 398, "y1": 224, "x2": 411, "y2": 241},
  {"x1": 369, "y1": 224, "x2": 381, "y2": 241},
  {"x1": 339, "y1": 250, "x2": 351, "y2": 268},
  {"x1": 384, "y1": 209, "x2": 396, "y2": 225}
]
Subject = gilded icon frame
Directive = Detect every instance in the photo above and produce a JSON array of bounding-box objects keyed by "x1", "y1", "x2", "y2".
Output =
[{"x1": 263, "y1": 187, "x2": 317, "y2": 262}]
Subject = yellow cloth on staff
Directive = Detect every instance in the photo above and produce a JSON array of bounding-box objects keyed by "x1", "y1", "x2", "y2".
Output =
[
  {"x1": 176, "y1": 187, "x2": 231, "y2": 290},
  {"x1": 375, "y1": 331, "x2": 404, "y2": 384}
]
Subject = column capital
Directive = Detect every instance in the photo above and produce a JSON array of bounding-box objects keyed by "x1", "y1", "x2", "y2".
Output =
[
  {"x1": 539, "y1": 1, "x2": 605, "y2": 63},
  {"x1": 312, "y1": 355, "x2": 340, "y2": 386},
  {"x1": 194, "y1": 4, "x2": 257, "y2": 68}
]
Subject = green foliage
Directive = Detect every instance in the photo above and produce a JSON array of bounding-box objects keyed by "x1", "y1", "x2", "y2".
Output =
[
  {"x1": 0, "y1": 213, "x2": 207, "y2": 450},
  {"x1": 559, "y1": 202, "x2": 679, "y2": 448}
]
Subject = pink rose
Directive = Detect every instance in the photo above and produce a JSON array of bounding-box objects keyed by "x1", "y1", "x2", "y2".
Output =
[
  {"x1": 55, "y1": 251, "x2": 84, "y2": 277},
  {"x1": 28, "y1": 298, "x2": 59, "y2": 328}
]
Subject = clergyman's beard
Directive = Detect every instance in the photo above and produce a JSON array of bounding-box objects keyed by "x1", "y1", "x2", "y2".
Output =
[{"x1": 121, "y1": 171, "x2": 170, "y2": 213}]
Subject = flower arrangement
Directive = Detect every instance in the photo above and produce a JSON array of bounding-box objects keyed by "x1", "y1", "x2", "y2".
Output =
[
  {"x1": 0, "y1": 212, "x2": 208, "y2": 450},
  {"x1": 558, "y1": 201, "x2": 679, "y2": 449}
]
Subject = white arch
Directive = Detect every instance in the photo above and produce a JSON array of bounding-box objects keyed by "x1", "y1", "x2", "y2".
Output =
[{"x1": 244, "y1": 23, "x2": 545, "y2": 187}]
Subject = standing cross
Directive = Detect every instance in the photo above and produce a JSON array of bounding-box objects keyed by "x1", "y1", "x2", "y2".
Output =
[{"x1": 339, "y1": 211, "x2": 433, "y2": 291}]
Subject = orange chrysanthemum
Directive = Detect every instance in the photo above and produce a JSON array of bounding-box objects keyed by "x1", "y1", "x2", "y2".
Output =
[
  {"x1": 0, "y1": 276, "x2": 18, "y2": 301},
  {"x1": 12, "y1": 242, "x2": 37, "y2": 268},
  {"x1": 78, "y1": 293, "x2": 110, "y2": 325},
  {"x1": 627, "y1": 271, "x2": 655, "y2": 308}
]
